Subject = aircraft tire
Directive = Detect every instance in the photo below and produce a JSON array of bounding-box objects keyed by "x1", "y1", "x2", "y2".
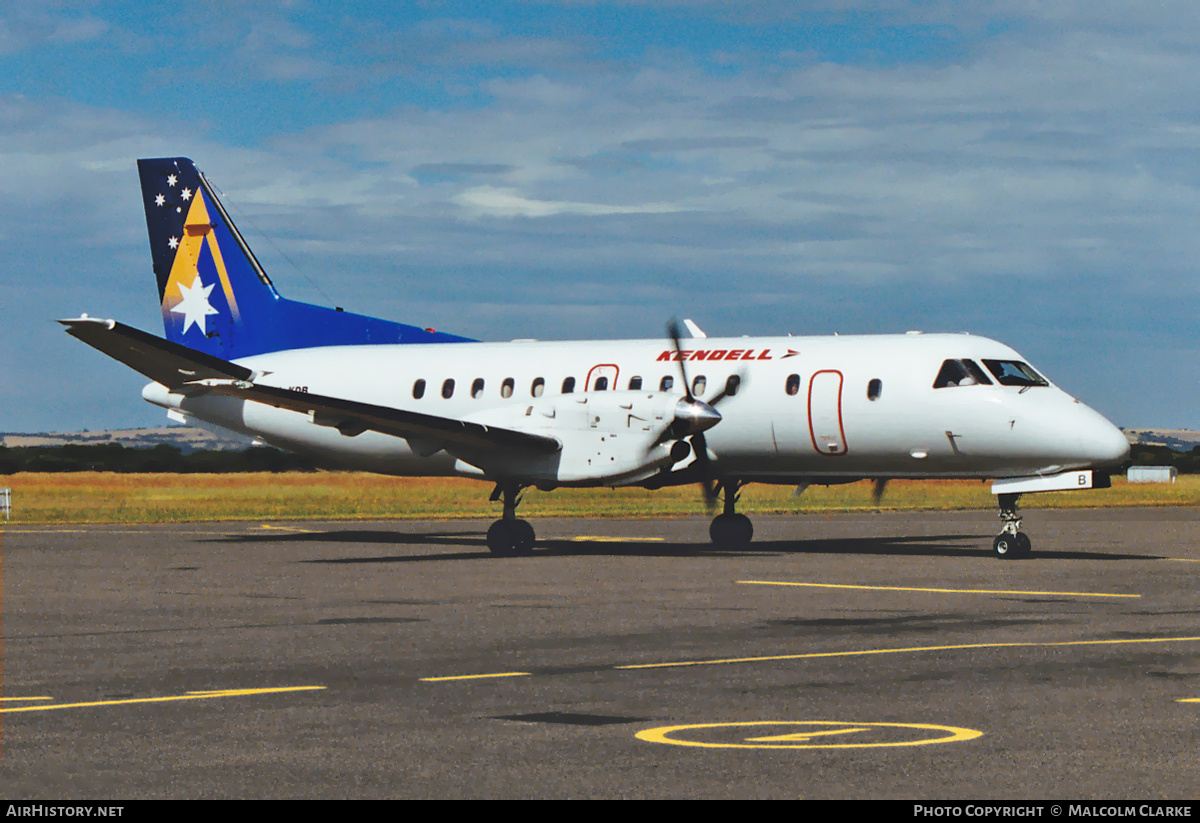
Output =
[
  {"x1": 992, "y1": 533, "x2": 1024, "y2": 559},
  {"x1": 487, "y1": 519, "x2": 536, "y2": 557},
  {"x1": 513, "y1": 519, "x2": 536, "y2": 552},
  {"x1": 710, "y1": 513, "x2": 753, "y2": 549}
]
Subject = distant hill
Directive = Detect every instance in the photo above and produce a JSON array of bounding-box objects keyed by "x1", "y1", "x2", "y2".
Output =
[
  {"x1": 1, "y1": 426, "x2": 254, "y2": 453},
  {"x1": 1123, "y1": 428, "x2": 1200, "y2": 452}
]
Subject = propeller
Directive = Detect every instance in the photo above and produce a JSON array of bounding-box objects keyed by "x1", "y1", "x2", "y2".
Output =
[
  {"x1": 872, "y1": 478, "x2": 889, "y2": 505},
  {"x1": 664, "y1": 319, "x2": 745, "y2": 510}
]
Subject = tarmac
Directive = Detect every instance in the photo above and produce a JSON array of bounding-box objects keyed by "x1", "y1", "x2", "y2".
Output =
[{"x1": 1, "y1": 507, "x2": 1197, "y2": 799}]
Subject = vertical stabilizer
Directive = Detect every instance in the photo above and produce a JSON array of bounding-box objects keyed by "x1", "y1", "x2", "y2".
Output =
[{"x1": 137, "y1": 157, "x2": 472, "y2": 359}]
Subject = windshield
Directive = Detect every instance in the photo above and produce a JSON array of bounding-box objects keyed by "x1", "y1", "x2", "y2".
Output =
[
  {"x1": 933, "y1": 359, "x2": 994, "y2": 389},
  {"x1": 982, "y1": 359, "x2": 1049, "y2": 388}
]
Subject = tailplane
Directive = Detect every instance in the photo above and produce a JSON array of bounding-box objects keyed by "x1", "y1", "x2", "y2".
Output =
[{"x1": 137, "y1": 157, "x2": 472, "y2": 359}]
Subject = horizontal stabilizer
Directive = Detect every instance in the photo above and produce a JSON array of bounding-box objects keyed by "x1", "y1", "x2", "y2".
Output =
[{"x1": 59, "y1": 316, "x2": 253, "y2": 388}]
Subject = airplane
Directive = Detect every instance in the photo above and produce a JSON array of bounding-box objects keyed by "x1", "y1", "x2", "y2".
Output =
[{"x1": 61, "y1": 157, "x2": 1131, "y2": 558}]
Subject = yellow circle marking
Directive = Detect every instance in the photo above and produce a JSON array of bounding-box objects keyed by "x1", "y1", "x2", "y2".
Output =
[{"x1": 636, "y1": 721, "x2": 982, "y2": 750}]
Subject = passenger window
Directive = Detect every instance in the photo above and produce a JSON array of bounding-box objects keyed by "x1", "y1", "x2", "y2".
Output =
[
  {"x1": 628, "y1": 376, "x2": 643, "y2": 390},
  {"x1": 471, "y1": 378, "x2": 485, "y2": 399},
  {"x1": 724, "y1": 375, "x2": 740, "y2": 397},
  {"x1": 413, "y1": 379, "x2": 426, "y2": 400},
  {"x1": 692, "y1": 376, "x2": 706, "y2": 396},
  {"x1": 867, "y1": 378, "x2": 882, "y2": 401},
  {"x1": 442, "y1": 379, "x2": 455, "y2": 399},
  {"x1": 562, "y1": 377, "x2": 576, "y2": 394},
  {"x1": 531, "y1": 377, "x2": 545, "y2": 397},
  {"x1": 594, "y1": 376, "x2": 609, "y2": 391},
  {"x1": 501, "y1": 378, "x2": 514, "y2": 398},
  {"x1": 786, "y1": 374, "x2": 801, "y2": 396},
  {"x1": 660, "y1": 375, "x2": 674, "y2": 391}
]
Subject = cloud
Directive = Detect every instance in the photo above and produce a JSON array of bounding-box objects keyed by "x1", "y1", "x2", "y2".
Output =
[
  {"x1": 453, "y1": 185, "x2": 683, "y2": 217},
  {"x1": 0, "y1": 3, "x2": 1197, "y2": 429}
]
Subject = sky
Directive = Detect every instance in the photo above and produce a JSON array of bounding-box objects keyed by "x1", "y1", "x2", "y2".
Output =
[{"x1": 1, "y1": 0, "x2": 1197, "y2": 433}]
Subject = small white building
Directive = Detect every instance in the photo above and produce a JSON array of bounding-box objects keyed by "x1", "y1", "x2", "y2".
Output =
[{"x1": 1126, "y1": 466, "x2": 1178, "y2": 484}]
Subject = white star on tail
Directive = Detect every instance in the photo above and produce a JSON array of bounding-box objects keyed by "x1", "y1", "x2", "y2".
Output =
[{"x1": 171, "y1": 275, "x2": 219, "y2": 335}]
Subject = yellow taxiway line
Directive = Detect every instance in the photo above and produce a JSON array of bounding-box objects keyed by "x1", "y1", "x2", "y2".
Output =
[
  {"x1": 616, "y1": 636, "x2": 1200, "y2": 670},
  {"x1": 740, "y1": 580, "x2": 1140, "y2": 598},
  {"x1": 419, "y1": 672, "x2": 532, "y2": 682},
  {"x1": 423, "y1": 635, "x2": 1200, "y2": 681},
  {"x1": 0, "y1": 686, "x2": 326, "y2": 713}
]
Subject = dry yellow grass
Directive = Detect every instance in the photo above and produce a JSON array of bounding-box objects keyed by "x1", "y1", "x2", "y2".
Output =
[{"x1": 0, "y1": 472, "x2": 1195, "y2": 525}]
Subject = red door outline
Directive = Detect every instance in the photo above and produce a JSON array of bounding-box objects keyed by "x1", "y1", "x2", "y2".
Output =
[
  {"x1": 586, "y1": 363, "x2": 619, "y2": 391},
  {"x1": 808, "y1": 369, "x2": 847, "y2": 456}
]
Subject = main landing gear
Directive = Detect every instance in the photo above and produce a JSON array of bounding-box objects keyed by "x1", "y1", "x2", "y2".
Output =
[
  {"x1": 486, "y1": 482, "x2": 536, "y2": 556},
  {"x1": 993, "y1": 492, "x2": 1032, "y2": 559},
  {"x1": 709, "y1": 479, "x2": 753, "y2": 550}
]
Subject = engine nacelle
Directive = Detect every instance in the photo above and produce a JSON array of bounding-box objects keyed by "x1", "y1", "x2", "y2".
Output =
[{"x1": 454, "y1": 391, "x2": 714, "y2": 485}]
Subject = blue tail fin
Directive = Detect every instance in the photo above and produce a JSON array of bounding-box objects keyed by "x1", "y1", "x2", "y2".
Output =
[{"x1": 137, "y1": 157, "x2": 473, "y2": 359}]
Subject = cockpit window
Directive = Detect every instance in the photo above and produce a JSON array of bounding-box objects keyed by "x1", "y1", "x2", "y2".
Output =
[
  {"x1": 982, "y1": 359, "x2": 1049, "y2": 388},
  {"x1": 933, "y1": 359, "x2": 994, "y2": 389}
]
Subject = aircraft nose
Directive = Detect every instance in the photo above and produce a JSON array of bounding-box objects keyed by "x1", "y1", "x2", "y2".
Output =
[
  {"x1": 1072, "y1": 406, "x2": 1130, "y2": 466},
  {"x1": 1093, "y1": 418, "x2": 1131, "y2": 466}
]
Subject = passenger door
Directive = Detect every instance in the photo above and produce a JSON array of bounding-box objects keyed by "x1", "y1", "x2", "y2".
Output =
[{"x1": 808, "y1": 369, "x2": 847, "y2": 455}]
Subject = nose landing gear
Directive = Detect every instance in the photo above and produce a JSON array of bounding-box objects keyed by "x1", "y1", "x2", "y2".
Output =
[{"x1": 993, "y1": 493, "x2": 1031, "y2": 558}]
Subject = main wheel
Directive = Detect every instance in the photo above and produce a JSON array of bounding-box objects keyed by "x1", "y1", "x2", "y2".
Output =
[
  {"x1": 710, "y1": 513, "x2": 754, "y2": 549},
  {"x1": 513, "y1": 518, "x2": 536, "y2": 552},
  {"x1": 486, "y1": 519, "x2": 536, "y2": 556},
  {"x1": 1015, "y1": 532, "x2": 1032, "y2": 556}
]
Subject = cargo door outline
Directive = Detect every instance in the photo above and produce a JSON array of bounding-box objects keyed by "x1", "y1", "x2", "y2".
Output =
[{"x1": 809, "y1": 369, "x2": 847, "y2": 456}]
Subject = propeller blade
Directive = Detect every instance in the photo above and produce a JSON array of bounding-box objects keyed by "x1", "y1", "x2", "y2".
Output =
[
  {"x1": 665, "y1": 316, "x2": 726, "y2": 513},
  {"x1": 666, "y1": 318, "x2": 694, "y2": 402},
  {"x1": 706, "y1": 370, "x2": 746, "y2": 408},
  {"x1": 872, "y1": 478, "x2": 889, "y2": 504},
  {"x1": 692, "y1": 432, "x2": 720, "y2": 511}
]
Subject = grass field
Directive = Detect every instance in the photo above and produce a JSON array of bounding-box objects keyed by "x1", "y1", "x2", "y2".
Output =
[{"x1": 1, "y1": 472, "x2": 1196, "y2": 525}]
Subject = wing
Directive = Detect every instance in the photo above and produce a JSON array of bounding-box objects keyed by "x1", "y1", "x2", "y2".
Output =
[{"x1": 60, "y1": 317, "x2": 560, "y2": 455}]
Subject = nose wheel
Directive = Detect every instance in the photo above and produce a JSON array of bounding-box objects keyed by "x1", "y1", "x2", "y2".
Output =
[
  {"x1": 994, "y1": 493, "x2": 1031, "y2": 558},
  {"x1": 992, "y1": 531, "x2": 1031, "y2": 558}
]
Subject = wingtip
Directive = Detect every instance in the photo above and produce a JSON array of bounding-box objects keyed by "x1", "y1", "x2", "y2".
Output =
[{"x1": 58, "y1": 315, "x2": 116, "y2": 329}]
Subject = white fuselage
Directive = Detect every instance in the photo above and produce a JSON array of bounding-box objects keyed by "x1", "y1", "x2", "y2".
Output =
[{"x1": 143, "y1": 332, "x2": 1130, "y2": 484}]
